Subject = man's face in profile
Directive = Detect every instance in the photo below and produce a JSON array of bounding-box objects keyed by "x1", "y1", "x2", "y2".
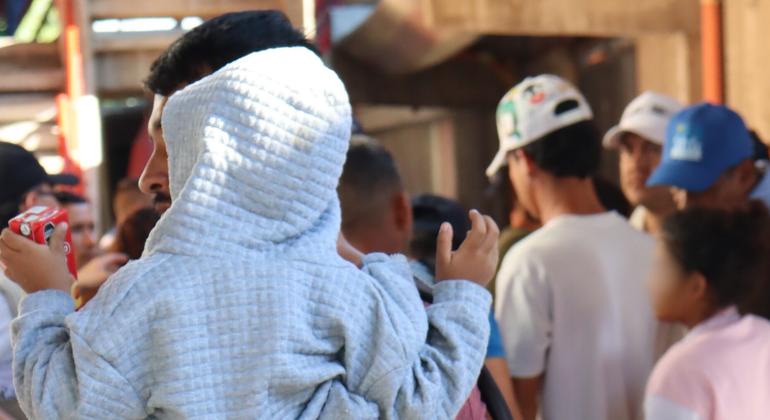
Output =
[{"x1": 139, "y1": 95, "x2": 172, "y2": 215}]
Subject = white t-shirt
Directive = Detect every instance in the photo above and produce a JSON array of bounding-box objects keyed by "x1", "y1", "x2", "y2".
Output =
[{"x1": 495, "y1": 212, "x2": 659, "y2": 420}]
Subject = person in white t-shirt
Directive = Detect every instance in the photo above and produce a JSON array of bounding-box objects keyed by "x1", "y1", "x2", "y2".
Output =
[
  {"x1": 603, "y1": 92, "x2": 682, "y2": 235},
  {"x1": 487, "y1": 75, "x2": 663, "y2": 420}
]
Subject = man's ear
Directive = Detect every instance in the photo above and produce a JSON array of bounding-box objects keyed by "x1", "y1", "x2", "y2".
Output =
[
  {"x1": 736, "y1": 159, "x2": 759, "y2": 194},
  {"x1": 515, "y1": 149, "x2": 538, "y2": 176},
  {"x1": 686, "y1": 271, "x2": 710, "y2": 304},
  {"x1": 392, "y1": 191, "x2": 413, "y2": 234}
]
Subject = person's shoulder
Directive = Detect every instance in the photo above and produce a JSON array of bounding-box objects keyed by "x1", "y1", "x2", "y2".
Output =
[
  {"x1": 601, "y1": 212, "x2": 656, "y2": 249},
  {"x1": 72, "y1": 253, "x2": 176, "y2": 322},
  {"x1": 648, "y1": 335, "x2": 711, "y2": 395},
  {"x1": 497, "y1": 232, "x2": 550, "y2": 284},
  {"x1": 646, "y1": 337, "x2": 716, "y2": 418},
  {"x1": 737, "y1": 314, "x2": 770, "y2": 343}
]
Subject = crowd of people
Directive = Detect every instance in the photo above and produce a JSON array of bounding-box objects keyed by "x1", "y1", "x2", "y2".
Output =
[{"x1": 0, "y1": 9, "x2": 768, "y2": 420}]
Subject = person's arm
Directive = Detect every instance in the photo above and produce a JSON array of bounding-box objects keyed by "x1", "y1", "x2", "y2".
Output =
[
  {"x1": 494, "y1": 246, "x2": 552, "y2": 420},
  {"x1": 512, "y1": 375, "x2": 543, "y2": 420},
  {"x1": 484, "y1": 310, "x2": 523, "y2": 419},
  {"x1": 485, "y1": 358, "x2": 523, "y2": 419},
  {"x1": 322, "y1": 211, "x2": 499, "y2": 419},
  {"x1": 12, "y1": 291, "x2": 146, "y2": 418},
  {"x1": 1, "y1": 227, "x2": 145, "y2": 418}
]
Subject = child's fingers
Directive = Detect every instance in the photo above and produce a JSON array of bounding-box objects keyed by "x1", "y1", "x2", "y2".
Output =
[
  {"x1": 481, "y1": 216, "x2": 500, "y2": 252},
  {"x1": 465, "y1": 210, "x2": 487, "y2": 248},
  {"x1": 436, "y1": 222, "x2": 454, "y2": 268}
]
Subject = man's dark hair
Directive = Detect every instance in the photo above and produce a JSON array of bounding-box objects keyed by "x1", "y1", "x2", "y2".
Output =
[
  {"x1": 662, "y1": 201, "x2": 770, "y2": 315},
  {"x1": 54, "y1": 191, "x2": 87, "y2": 206},
  {"x1": 519, "y1": 120, "x2": 601, "y2": 178},
  {"x1": 338, "y1": 135, "x2": 404, "y2": 232},
  {"x1": 145, "y1": 10, "x2": 317, "y2": 95}
]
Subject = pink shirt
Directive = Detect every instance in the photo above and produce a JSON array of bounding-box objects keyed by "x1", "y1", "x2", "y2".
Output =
[
  {"x1": 645, "y1": 307, "x2": 770, "y2": 420},
  {"x1": 455, "y1": 386, "x2": 488, "y2": 420}
]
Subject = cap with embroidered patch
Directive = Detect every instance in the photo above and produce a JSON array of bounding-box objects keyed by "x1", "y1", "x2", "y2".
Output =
[
  {"x1": 603, "y1": 91, "x2": 683, "y2": 148},
  {"x1": 486, "y1": 74, "x2": 593, "y2": 178},
  {"x1": 647, "y1": 103, "x2": 753, "y2": 192}
]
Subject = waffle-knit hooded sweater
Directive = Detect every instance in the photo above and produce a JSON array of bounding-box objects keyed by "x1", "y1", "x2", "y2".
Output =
[{"x1": 11, "y1": 47, "x2": 491, "y2": 419}]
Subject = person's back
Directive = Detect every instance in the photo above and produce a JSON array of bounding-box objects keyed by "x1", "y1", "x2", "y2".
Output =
[
  {"x1": 9, "y1": 46, "x2": 494, "y2": 419},
  {"x1": 498, "y1": 211, "x2": 655, "y2": 420},
  {"x1": 487, "y1": 75, "x2": 662, "y2": 420},
  {"x1": 71, "y1": 228, "x2": 435, "y2": 417},
  {"x1": 647, "y1": 311, "x2": 770, "y2": 420}
]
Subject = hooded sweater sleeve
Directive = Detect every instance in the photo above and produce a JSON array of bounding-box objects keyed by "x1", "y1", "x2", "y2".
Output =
[
  {"x1": 320, "y1": 254, "x2": 492, "y2": 419},
  {"x1": 11, "y1": 291, "x2": 145, "y2": 419}
]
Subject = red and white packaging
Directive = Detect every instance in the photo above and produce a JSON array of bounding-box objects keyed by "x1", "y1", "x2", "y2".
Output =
[{"x1": 8, "y1": 206, "x2": 78, "y2": 279}]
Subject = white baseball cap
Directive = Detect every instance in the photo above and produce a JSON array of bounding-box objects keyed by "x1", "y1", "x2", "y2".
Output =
[
  {"x1": 603, "y1": 91, "x2": 683, "y2": 149},
  {"x1": 486, "y1": 74, "x2": 594, "y2": 178}
]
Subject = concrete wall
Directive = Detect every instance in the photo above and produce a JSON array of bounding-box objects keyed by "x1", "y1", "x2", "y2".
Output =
[{"x1": 724, "y1": 0, "x2": 770, "y2": 139}]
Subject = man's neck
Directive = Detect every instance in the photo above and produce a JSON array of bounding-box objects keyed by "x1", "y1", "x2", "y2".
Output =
[
  {"x1": 345, "y1": 229, "x2": 405, "y2": 255},
  {"x1": 535, "y1": 177, "x2": 605, "y2": 224},
  {"x1": 639, "y1": 197, "x2": 676, "y2": 235}
]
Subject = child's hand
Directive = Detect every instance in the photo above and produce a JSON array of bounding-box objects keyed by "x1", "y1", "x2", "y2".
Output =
[
  {"x1": 0, "y1": 224, "x2": 74, "y2": 293},
  {"x1": 435, "y1": 210, "x2": 499, "y2": 286}
]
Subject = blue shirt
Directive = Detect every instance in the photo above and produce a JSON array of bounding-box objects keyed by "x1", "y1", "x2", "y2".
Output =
[{"x1": 487, "y1": 310, "x2": 506, "y2": 358}]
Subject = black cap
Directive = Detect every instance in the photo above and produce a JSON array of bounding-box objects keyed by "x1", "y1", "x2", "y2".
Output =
[{"x1": 0, "y1": 142, "x2": 79, "y2": 205}]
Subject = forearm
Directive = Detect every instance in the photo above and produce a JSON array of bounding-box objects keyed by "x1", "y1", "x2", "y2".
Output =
[
  {"x1": 513, "y1": 375, "x2": 543, "y2": 420},
  {"x1": 11, "y1": 291, "x2": 145, "y2": 419},
  {"x1": 11, "y1": 291, "x2": 79, "y2": 418},
  {"x1": 371, "y1": 280, "x2": 492, "y2": 419},
  {"x1": 484, "y1": 358, "x2": 523, "y2": 420}
]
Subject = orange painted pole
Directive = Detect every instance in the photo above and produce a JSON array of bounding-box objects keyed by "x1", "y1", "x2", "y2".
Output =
[
  {"x1": 54, "y1": 0, "x2": 86, "y2": 192},
  {"x1": 701, "y1": 0, "x2": 724, "y2": 104}
]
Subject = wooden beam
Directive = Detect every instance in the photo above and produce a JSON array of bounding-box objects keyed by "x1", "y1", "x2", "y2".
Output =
[
  {"x1": 95, "y1": 51, "x2": 162, "y2": 93},
  {"x1": 0, "y1": 41, "x2": 60, "y2": 64},
  {"x1": 0, "y1": 94, "x2": 57, "y2": 123},
  {"x1": 724, "y1": 0, "x2": 770, "y2": 140},
  {"x1": 90, "y1": 0, "x2": 286, "y2": 19},
  {"x1": 0, "y1": 68, "x2": 65, "y2": 92},
  {"x1": 92, "y1": 30, "x2": 184, "y2": 53},
  {"x1": 635, "y1": 33, "x2": 701, "y2": 103},
  {"x1": 354, "y1": 105, "x2": 449, "y2": 132},
  {"x1": 423, "y1": 0, "x2": 700, "y2": 37},
  {"x1": 332, "y1": 49, "x2": 510, "y2": 108}
]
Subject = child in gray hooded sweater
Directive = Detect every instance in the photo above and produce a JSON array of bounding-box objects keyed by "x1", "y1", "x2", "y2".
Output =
[{"x1": 1, "y1": 47, "x2": 499, "y2": 419}]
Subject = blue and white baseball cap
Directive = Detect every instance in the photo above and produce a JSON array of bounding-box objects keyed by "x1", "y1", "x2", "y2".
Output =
[
  {"x1": 486, "y1": 75, "x2": 593, "y2": 178},
  {"x1": 647, "y1": 103, "x2": 753, "y2": 192}
]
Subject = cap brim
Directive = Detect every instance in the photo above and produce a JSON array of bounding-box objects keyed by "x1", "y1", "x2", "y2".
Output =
[
  {"x1": 603, "y1": 125, "x2": 623, "y2": 149},
  {"x1": 646, "y1": 160, "x2": 721, "y2": 193},
  {"x1": 486, "y1": 149, "x2": 509, "y2": 179},
  {"x1": 48, "y1": 173, "x2": 79, "y2": 186}
]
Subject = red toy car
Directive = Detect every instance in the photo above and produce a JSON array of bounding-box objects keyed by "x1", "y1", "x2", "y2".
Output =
[{"x1": 8, "y1": 206, "x2": 78, "y2": 279}]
